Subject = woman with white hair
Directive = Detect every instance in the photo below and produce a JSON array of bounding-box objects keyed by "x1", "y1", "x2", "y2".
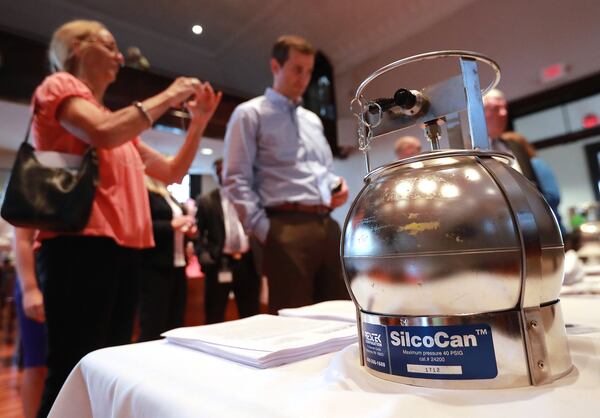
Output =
[{"x1": 31, "y1": 19, "x2": 221, "y2": 417}]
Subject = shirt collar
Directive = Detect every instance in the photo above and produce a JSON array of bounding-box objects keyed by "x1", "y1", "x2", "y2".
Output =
[{"x1": 265, "y1": 87, "x2": 303, "y2": 110}]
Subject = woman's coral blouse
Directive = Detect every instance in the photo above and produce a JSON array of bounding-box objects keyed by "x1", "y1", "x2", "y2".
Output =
[{"x1": 32, "y1": 72, "x2": 154, "y2": 249}]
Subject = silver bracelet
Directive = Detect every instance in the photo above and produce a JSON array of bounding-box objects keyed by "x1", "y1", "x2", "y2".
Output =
[{"x1": 132, "y1": 101, "x2": 154, "y2": 127}]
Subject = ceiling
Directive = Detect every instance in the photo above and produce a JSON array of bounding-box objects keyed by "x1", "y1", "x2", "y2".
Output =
[{"x1": 0, "y1": 0, "x2": 476, "y2": 97}]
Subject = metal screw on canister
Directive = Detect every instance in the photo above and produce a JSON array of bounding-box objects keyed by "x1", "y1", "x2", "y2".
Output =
[
  {"x1": 530, "y1": 320, "x2": 539, "y2": 329},
  {"x1": 537, "y1": 360, "x2": 545, "y2": 369}
]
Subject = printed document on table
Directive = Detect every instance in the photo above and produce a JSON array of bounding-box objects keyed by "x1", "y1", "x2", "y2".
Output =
[
  {"x1": 561, "y1": 276, "x2": 600, "y2": 295},
  {"x1": 278, "y1": 300, "x2": 356, "y2": 323},
  {"x1": 171, "y1": 339, "x2": 352, "y2": 368},
  {"x1": 162, "y1": 314, "x2": 357, "y2": 368}
]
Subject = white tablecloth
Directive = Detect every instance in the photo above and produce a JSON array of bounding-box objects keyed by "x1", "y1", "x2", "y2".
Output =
[{"x1": 49, "y1": 296, "x2": 600, "y2": 418}]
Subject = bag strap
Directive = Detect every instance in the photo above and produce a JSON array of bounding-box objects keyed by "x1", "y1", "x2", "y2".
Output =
[
  {"x1": 24, "y1": 98, "x2": 93, "y2": 151},
  {"x1": 23, "y1": 115, "x2": 34, "y2": 144},
  {"x1": 23, "y1": 98, "x2": 41, "y2": 145}
]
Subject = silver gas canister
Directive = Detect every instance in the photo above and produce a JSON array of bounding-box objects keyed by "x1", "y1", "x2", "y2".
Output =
[{"x1": 342, "y1": 51, "x2": 573, "y2": 388}]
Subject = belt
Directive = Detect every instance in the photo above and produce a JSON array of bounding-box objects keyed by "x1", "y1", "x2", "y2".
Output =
[
  {"x1": 223, "y1": 252, "x2": 245, "y2": 260},
  {"x1": 223, "y1": 251, "x2": 248, "y2": 260},
  {"x1": 267, "y1": 202, "x2": 332, "y2": 215}
]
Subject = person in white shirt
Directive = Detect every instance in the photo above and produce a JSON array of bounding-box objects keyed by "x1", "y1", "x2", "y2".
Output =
[
  {"x1": 196, "y1": 159, "x2": 261, "y2": 323},
  {"x1": 138, "y1": 177, "x2": 196, "y2": 341}
]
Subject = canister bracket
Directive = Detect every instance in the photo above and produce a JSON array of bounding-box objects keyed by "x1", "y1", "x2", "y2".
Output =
[{"x1": 350, "y1": 50, "x2": 500, "y2": 175}]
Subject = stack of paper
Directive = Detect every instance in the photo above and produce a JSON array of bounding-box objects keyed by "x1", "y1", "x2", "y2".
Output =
[
  {"x1": 561, "y1": 275, "x2": 600, "y2": 295},
  {"x1": 582, "y1": 264, "x2": 600, "y2": 275},
  {"x1": 162, "y1": 314, "x2": 357, "y2": 368},
  {"x1": 278, "y1": 300, "x2": 357, "y2": 323}
]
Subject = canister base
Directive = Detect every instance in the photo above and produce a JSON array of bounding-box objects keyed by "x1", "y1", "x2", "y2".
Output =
[{"x1": 359, "y1": 300, "x2": 573, "y2": 389}]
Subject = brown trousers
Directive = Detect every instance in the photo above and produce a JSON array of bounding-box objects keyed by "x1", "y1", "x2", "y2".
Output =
[{"x1": 263, "y1": 211, "x2": 350, "y2": 314}]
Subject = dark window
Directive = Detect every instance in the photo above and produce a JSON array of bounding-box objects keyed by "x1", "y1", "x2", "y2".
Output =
[{"x1": 303, "y1": 52, "x2": 338, "y2": 154}]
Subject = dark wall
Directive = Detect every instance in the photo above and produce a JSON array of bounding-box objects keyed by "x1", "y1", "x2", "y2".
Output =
[{"x1": 0, "y1": 30, "x2": 247, "y2": 138}]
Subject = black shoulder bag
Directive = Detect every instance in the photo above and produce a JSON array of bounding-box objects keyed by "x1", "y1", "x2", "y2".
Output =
[{"x1": 1, "y1": 109, "x2": 99, "y2": 232}]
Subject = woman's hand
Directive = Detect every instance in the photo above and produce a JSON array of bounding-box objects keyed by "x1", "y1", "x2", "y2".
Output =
[
  {"x1": 186, "y1": 82, "x2": 223, "y2": 126},
  {"x1": 138, "y1": 79, "x2": 221, "y2": 185},
  {"x1": 164, "y1": 77, "x2": 204, "y2": 108},
  {"x1": 171, "y1": 214, "x2": 196, "y2": 233},
  {"x1": 184, "y1": 224, "x2": 198, "y2": 238},
  {"x1": 23, "y1": 287, "x2": 45, "y2": 323}
]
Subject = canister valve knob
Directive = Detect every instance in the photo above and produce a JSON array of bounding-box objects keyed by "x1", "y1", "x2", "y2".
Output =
[
  {"x1": 368, "y1": 88, "x2": 427, "y2": 116},
  {"x1": 393, "y1": 88, "x2": 417, "y2": 109}
]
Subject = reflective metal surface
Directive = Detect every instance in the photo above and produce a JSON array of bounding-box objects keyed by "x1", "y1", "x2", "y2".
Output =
[
  {"x1": 478, "y1": 157, "x2": 564, "y2": 307},
  {"x1": 343, "y1": 150, "x2": 563, "y2": 316}
]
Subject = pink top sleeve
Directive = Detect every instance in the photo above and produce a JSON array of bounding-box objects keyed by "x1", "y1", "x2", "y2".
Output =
[
  {"x1": 33, "y1": 72, "x2": 97, "y2": 154},
  {"x1": 34, "y1": 72, "x2": 94, "y2": 122}
]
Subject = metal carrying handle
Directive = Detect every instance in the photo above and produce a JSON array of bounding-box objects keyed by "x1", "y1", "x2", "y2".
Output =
[{"x1": 350, "y1": 50, "x2": 501, "y2": 175}]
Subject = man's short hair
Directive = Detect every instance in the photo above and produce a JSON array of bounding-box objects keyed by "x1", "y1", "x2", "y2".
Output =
[
  {"x1": 394, "y1": 136, "x2": 421, "y2": 158},
  {"x1": 272, "y1": 35, "x2": 316, "y2": 66}
]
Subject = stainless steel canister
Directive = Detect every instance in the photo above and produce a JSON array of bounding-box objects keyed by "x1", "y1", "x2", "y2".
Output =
[{"x1": 342, "y1": 51, "x2": 572, "y2": 388}]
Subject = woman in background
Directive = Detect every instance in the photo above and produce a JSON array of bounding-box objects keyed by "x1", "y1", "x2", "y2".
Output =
[
  {"x1": 138, "y1": 177, "x2": 196, "y2": 342},
  {"x1": 501, "y1": 132, "x2": 566, "y2": 235},
  {"x1": 32, "y1": 19, "x2": 221, "y2": 417},
  {"x1": 13, "y1": 227, "x2": 46, "y2": 418}
]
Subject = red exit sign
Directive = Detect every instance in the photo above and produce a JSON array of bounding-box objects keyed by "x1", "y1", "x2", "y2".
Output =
[{"x1": 540, "y1": 63, "x2": 568, "y2": 83}]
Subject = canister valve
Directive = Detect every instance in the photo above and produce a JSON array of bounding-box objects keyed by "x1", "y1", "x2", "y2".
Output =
[{"x1": 368, "y1": 88, "x2": 428, "y2": 116}]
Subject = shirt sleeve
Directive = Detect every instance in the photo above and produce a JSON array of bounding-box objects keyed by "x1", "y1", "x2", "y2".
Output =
[
  {"x1": 34, "y1": 72, "x2": 94, "y2": 123},
  {"x1": 222, "y1": 105, "x2": 270, "y2": 243}
]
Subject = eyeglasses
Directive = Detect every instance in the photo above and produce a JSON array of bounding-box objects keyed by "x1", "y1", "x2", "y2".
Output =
[{"x1": 79, "y1": 36, "x2": 121, "y2": 56}]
